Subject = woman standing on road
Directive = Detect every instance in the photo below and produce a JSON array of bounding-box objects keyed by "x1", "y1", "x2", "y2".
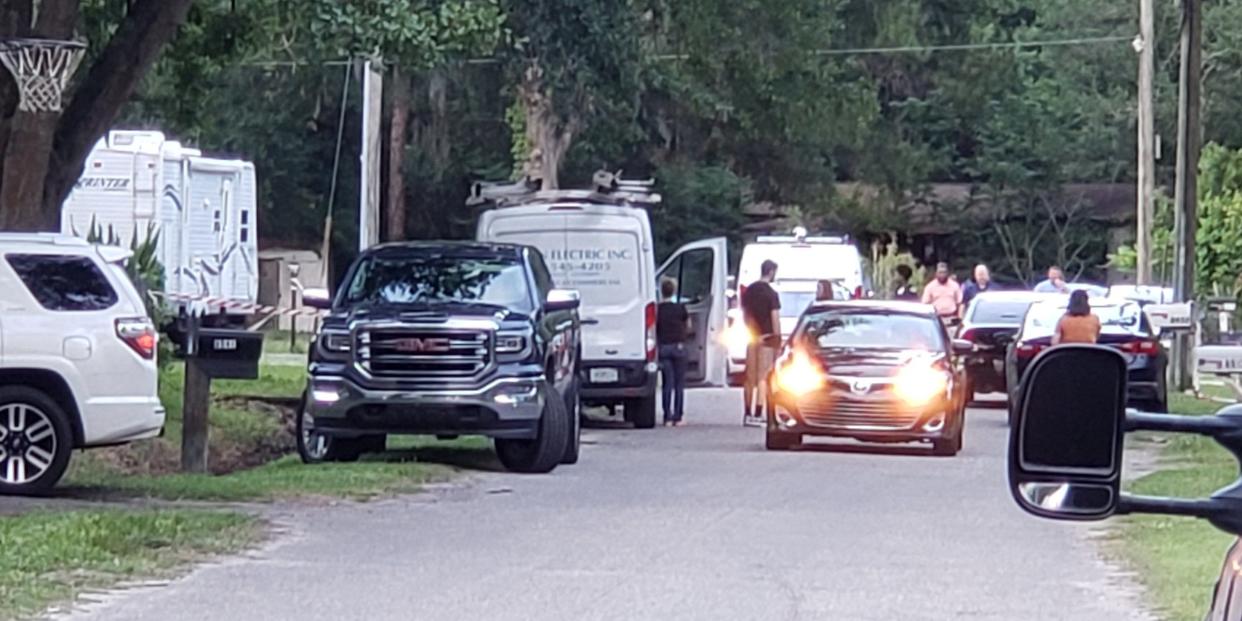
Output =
[
  {"x1": 657, "y1": 278, "x2": 691, "y2": 427},
  {"x1": 1053, "y1": 290, "x2": 1101, "y2": 345}
]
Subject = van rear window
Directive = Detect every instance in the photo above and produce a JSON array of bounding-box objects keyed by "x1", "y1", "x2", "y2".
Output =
[{"x1": 6, "y1": 254, "x2": 118, "y2": 311}]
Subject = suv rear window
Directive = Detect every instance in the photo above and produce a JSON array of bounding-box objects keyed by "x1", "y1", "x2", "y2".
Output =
[{"x1": 5, "y1": 254, "x2": 118, "y2": 311}]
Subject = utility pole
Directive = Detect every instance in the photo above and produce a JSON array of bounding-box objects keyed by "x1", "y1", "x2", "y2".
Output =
[
  {"x1": 1172, "y1": 0, "x2": 1203, "y2": 391},
  {"x1": 1135, "y1": 0, "x2": 1156, "y2": 286},
  {"x1": 359, "y1": 57, "x2": 384, "y2": 251}
]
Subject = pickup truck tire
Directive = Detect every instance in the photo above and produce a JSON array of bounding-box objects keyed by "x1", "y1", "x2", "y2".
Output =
[
  {"x1": 296, "y1": 394, "x2": 363, "y2": 463},
  {"x1": 496, "y1": 385, "x2": 569, "y2": 474},
  {"x1": 0, "y1": 387, "x2": 73, "y2": 496},
  {"x1": 627, "y1": 395, "x2": 658, "y2": 430},
  {"x1": 561, "y1": 381, "x2": 581, "y2": 465}
]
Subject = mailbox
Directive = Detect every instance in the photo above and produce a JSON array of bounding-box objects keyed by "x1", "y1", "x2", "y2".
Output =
[{"x1": 191, "y1": 328, "x2": 264, "y2": 379}]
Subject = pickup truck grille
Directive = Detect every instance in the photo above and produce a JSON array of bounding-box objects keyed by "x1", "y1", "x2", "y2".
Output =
[{"x1": 357, "y1": 328, "x2": 491, "y2": 379}]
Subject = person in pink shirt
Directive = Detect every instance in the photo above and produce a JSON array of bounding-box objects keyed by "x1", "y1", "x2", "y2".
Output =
[{"x1": 921, "y1": 262, "x2": 963, "y2": 320}]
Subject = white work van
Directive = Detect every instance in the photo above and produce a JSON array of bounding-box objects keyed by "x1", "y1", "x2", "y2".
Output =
[
  {"x1": 475, "y1": 187, "x2": 728, "y2": 428},
  {"x1": 736, "y1": 229, "x2": 867, "y2": 298},
  {"x1": 60, "y1": 130, "x2": 259, "y2": 317}
]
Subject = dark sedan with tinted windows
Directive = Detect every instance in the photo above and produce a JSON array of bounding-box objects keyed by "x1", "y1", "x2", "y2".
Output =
[
  {"x1": 1004, "y1": 297, "x2": 1168, "y2": 424},
  {"x1": 958, "y1": 291, "x2": 1056, "y2": 401},
  {"x1": 765, "y1": 301, "x2": 971, "y2": 456}
]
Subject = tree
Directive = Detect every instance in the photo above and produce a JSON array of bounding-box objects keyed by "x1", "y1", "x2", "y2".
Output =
[
  {"x1": 502, "y1": 0, "x2": 643, "y2": 189},
  {"x1": 0, "y1": 0, "x2": 196, "y2": 231}
]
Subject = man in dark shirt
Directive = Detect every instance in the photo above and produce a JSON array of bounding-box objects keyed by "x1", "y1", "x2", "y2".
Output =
[
  {"x1": 741, "y1": 259, "x2": 781, "y2": 426},
  {"x1": 656, "y1": 278, "x2": 691, "y2": 426},
  {"x1": 961, "y1": 263, "x2": 992, "y2": 316}
]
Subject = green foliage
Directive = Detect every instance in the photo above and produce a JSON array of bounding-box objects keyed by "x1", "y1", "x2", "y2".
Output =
[
  {"x1": 82, "y1": 219, "x2": 168, "y2": 327},
  {"x1": 1112, "y1": 144, "x2": 1242, "y2": 298},
  {"x1": 867, "y1": 239, "x2": 926, "y2": 300},
  {"x1": 309, "y1": 0, "x2": 505, "y2": 68},
  {"x1": 650, "y1": 163, "x2": 750, "y2": 263}
]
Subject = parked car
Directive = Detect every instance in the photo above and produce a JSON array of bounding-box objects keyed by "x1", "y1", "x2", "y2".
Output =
[
  {"x1": 0, "y1": 233, "x2": 164, "y2": 494},
  {"x1": 765, "y1": 300, "x2": 971, "y2": 456},
  {"x1": 1008, "y1": 345, "x2": 1242, "y2": 620},
  {"x1": 299, "y1": 241, "x2": 582, "y2": 474},
  {"x1": 957, "y1": 291, "x2": 1055, "y2": 401},
  {"x1": 1005, "y1": 297, "x2": 1168, "y2": 423}
]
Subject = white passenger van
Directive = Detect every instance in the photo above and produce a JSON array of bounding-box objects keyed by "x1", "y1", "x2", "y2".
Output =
[{"x1": 474, "y1": 178, "x2": 728, "y2": 428}]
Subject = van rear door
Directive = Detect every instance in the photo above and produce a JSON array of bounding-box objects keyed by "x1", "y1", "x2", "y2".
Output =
[{"x1": 657, "y1": 237, "x2": 728, "y2": 386}]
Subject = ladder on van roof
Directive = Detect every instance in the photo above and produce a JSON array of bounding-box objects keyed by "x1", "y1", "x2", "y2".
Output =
[{"x1": 467, "y1": 170, "x2": 662, "y2": 209}]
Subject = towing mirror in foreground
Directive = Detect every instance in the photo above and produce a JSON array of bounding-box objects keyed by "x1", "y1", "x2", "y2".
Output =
[{"x1": 1010, "y1": 345, "x2": 1242, "y2": 536}]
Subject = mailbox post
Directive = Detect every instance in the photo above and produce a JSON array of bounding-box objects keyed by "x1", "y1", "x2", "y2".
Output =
[{"x1": 179, "y1": 312, "x2": 265, "y2": 473}]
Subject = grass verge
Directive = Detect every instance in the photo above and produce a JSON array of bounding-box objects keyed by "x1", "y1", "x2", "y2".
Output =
[
  {"x1": 0, "y1": 509, "x2": 258, "y2": 620},
  {"x1": 1115, "y1": 393, "x2": 1236, "y2": 621}
]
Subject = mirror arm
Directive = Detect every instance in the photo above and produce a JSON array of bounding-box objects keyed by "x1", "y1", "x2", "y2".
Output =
[
  {"x1": 1125, "y1": 411, "x2": 1238, "y2": 436},
  {"x1": 1119, "y1": 494, "x2": 1242, "y2": 536}
]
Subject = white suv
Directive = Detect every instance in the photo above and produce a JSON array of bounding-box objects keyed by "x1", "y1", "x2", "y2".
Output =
[{"x1": 0, "y1": 233, "x2": 164, "y2": 494}]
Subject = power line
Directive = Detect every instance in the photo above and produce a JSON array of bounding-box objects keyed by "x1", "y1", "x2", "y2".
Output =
[
  {"x1": 651, "y1": 35, "x2": 1135, "y2": 61},
  {"x1": 244, "y1": 35, "x2": 1134, "y2": 68}
]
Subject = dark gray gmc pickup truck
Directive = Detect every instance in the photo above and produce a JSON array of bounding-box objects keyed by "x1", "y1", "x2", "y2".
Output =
[{"x1": 296, "y1": 241, "x2": 582, "y2": 473}]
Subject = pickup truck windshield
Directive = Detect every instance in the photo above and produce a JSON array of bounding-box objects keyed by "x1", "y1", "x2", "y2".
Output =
[{"x1": 343, "y1": 255, "x2": 533, "y2": 312}]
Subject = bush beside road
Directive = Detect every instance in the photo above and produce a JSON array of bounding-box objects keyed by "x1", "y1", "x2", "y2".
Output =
[
  {"x1": 1115, "y1": 394, "x2": 1236, "y2": 621},
  {"x1": 0, "y1": 509, "x2": 258, "y2": 620}
]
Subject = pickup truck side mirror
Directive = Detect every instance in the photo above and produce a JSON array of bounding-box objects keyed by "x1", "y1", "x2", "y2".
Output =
[
  {"x1": 1011, "y1": 345, "x2": 1242, "y2": 534},
  {"x1": 1008, "y1": 345, "x2": 1127, "y2": 520},
  {"x1": 302, "y1": 288, "x2": 332, "y2": 310},
  {"x1": 951, "y1": 339, "x2": 974, "y2": 356},
  {"x1": 545, "y1": 289, "x2": 581, "y2": 312}
]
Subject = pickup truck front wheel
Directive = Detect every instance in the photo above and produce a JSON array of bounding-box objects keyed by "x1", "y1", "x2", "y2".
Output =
[
  {"x1": 496, "y1": 386, "x2": 569, "y2": 474},
  {"x1": 560, "y1": 380, "x2": 581, "y2": 465},
  {"x1": 296, "y1": 394, "x2": 364, "y2": 463}
]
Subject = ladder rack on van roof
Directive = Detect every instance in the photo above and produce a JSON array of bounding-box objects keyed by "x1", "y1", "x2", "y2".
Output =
[
  {"x1": 755, "y1": 234, "x2": 851, "y2": 245},
  {"x1": 467, "y1": 170, "x2": 661, "y2": 209}
]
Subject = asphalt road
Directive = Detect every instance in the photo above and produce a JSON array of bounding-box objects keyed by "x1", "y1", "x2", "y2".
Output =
[{"x1": 62, "y1": 389, "x2": 1153, "y2": 621}]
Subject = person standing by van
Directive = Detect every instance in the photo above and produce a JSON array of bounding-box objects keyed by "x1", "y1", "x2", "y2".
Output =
[
  {"x1": 657, "y1": 278, "x2": 690, "y2": 426},
  {"x1": 893, "y1": 265, "x2": 919, "y2": 300},
  {"x1": 1053, "y1": 290, "x2": 1101, "y2": 345},
  {"x1": 742, "y1": 260, "x2": 782, "y2": 427}
]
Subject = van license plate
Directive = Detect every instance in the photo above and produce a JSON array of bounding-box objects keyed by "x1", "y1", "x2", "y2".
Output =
[{"x1": 590, "y1": 368, "x2": 619, "y2": 383}]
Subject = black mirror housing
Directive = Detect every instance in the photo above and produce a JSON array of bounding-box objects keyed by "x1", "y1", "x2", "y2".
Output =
[
  {"x1": 1009, "y1": 345, "x2": 1128, "y2": 521},
  {"x1": 302, "y1": 288, "x2": 332, "y2": 310}
]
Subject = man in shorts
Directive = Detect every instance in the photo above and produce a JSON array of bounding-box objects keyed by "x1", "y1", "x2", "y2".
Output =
[{"x1": 742, "y1": 260, "x2": 782, "y2": 427}]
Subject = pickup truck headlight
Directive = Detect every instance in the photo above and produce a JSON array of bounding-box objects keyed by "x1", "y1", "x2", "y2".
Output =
[
  {"x1": 320, "y1": 330, "x2": 352, "y2": 354},
  {"x1": 496, "y1": 330, "x2": 531, "y2": 357}
]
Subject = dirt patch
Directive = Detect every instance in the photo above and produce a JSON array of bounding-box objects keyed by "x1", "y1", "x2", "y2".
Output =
[{"x1": 89, "y1": 397, "x2": 297, "y2": 476}]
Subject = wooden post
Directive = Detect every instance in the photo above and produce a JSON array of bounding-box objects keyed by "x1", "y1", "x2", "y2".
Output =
[
  {"x1": 181, "y1": 357, "x2": 211, "y2": 473},
  {"x1": 1135, "y1": 0, "x2": 1156, "y2": 286},
  {"x1": 1172, "y1": 0, "x2": 1202, "y2": 391}
]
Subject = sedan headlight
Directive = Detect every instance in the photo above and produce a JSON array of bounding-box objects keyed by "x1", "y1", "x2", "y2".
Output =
[
  {"x1": 893, "y1": 364, "x2": 949, "y2": 406},
  {"x1": 320, "y1": 330, "x2": 351, "y2": 354},
  {"x1": 773, "y1": 351, "x2": 825, "y2": 396}
]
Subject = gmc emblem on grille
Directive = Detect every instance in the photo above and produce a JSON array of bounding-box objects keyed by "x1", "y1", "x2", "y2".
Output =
[
  {"x1": 391, "y1": 337, "x2": 452, "y2": 353},
  {"x1": 851, "y1": 380, "x2": 872, "y2": 394}
]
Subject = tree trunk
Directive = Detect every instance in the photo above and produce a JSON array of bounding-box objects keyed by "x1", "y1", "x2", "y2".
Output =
[
  {"x1": 0, "y1": 0, "x2": 77, "y2": 231},
  {"x1": 384, "y1": 65, "x2": 410, "y2": 242},
  {"x1": 518, "y1": 63, "x2": 578, "y2": 190},
  {"x1": 39, "y1": 0, "x2": 195, "y2": 225}
]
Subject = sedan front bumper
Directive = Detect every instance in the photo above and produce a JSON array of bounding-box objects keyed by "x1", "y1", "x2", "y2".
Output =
[{"x1": 306, "y1": 374, "x2": 548, "y2": 440}]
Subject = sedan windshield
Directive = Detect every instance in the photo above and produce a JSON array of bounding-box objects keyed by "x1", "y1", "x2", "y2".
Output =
[
  {"x1": 797, "y1": 310, "x2": 944, "y2": 351},
  {"x1": 342, "y1": 254, "x2": 533, "y2": 311}
]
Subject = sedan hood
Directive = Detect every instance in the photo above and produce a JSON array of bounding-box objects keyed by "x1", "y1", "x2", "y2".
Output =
[{"x1": 812, "y1": 347, "x2": 945, "y2": 378}]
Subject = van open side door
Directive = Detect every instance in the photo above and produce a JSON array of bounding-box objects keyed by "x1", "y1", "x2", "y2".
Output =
[{"x1": 656, "y1": 238, "x2": 728, "y2": 386}]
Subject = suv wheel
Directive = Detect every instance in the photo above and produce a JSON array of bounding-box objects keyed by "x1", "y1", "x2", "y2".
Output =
[
  {"x1": 295, "y1": 395, "x2": 362, "y2": 463},
  {"x1": 496, "y1": 385, "x2": 570, "y2": 474},
  {"x1": 626, "y1": 395, "x2": 657, "y2": 430},
  {"x1": 560, "y1": 380, "x2": 581, "y2": 465},
  {"x1": 0, "y1": 387, "x2": 73, "y2": 495}
]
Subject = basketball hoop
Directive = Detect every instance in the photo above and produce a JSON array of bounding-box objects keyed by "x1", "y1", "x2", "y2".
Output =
[{"x1": 0, "y1": 38, "x2": 86, "y2": 113}]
